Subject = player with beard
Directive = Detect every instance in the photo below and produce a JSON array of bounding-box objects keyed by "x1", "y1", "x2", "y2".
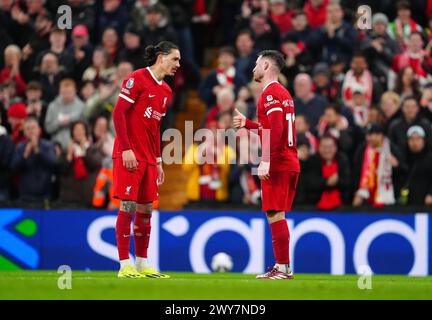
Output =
[{"x1": 233, "y1": 50, "x2": 300, "y2": 279}]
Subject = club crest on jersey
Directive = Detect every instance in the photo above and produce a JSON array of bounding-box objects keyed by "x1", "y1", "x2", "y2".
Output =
[
  {"x1": 126, "y1": 78, "x2": 134, "y2": 89},
  {"x1": 144, "y1": 106, "x2": 153, "y2": 118},
  {"x1": 266, "y1": 95, "x2": 273, "y2": 102},
  {"x1": 125, "y1": 186, "x2": 132, "y2": 195}
]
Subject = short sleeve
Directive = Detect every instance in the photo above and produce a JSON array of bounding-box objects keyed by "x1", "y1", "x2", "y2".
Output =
[
  {"x1": 263, "y1": 93, "x2": 283, "y2": 116},
  {"x1": 118, "y1": 73, "x2": 141, "y2": 104}
]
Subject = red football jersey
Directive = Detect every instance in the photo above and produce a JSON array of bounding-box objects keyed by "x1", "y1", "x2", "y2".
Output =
[
  {"x1": 112, "y1": 67, "x2": 171, "y2": 165},
  {"x1": 257, "y1": 81, "x2": 300, "y2": 172}
]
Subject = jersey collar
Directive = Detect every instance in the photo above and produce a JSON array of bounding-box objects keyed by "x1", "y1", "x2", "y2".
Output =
[
  {"x1": 262, "y1": 80, "x2": 279, "y2": 92},
  {"x1": 146, "y1": 67, "x2": 163, "y2": 85}
]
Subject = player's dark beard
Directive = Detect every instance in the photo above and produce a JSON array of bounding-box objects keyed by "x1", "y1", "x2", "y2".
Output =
[{"x1": 253, "y1": 71, "x2": 263, "y2": 83}]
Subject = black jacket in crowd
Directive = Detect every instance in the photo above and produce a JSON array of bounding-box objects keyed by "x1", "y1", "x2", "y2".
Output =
[
  {"x1": 405, "y1": 148, "x2": 432, "y2": 205},
  {"x1": 305, "y1": 152, "x2": 352, "y2": 205},
  {"x1": 10, "y1": 139, "x2": 57, "y2": 201},
  {"x1": 388, "y1": 115, "x2": 432, "y2": 158},
  {"x1": 0, "y1": 133, "x2": 14, "y2": 198}
]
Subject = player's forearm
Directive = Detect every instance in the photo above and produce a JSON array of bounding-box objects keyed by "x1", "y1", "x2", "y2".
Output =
[
  {"x1": 112, "y1": 98, "x2": 132, "y2": 151},
  {"x1": 244, "y1": 118, "x2": 260, "y2": 130},
  {"x1": 262, "y1": 111, "x2": 284, "y2": 162}
]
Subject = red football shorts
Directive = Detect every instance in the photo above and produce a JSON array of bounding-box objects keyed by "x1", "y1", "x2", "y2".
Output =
[
  {"x1": 261, "y1": 171, "x2": 299, "y2": 212},
  {"x1": 113, "y1": 158, "x2": 158, "y2": 203}
]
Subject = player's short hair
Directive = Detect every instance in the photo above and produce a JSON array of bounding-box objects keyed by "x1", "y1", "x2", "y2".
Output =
[
  {"x1": 143, "y1": 41, "x2": 179, "y2": 67},
  {"x1": 258, "y1": 50, "x2": 285, "y2": 72}
]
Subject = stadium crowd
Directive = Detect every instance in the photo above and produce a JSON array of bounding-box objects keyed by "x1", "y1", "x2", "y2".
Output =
[{"x1": 1, "y1": 0, "x2": 432, "y2": 210}]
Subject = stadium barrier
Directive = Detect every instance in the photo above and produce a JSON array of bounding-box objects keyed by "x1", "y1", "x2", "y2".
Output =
[{"x1": 0, "y1": 209, "x2": 430, "y2": 275}]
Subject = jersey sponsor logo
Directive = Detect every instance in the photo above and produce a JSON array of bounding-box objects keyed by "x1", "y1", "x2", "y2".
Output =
[
  {"x1": 264, "y1": 99, "x2": 281, "y2": 108},
  {"x1": 121, "y1": 88, "x2": 130, "y2": 94},
  {"x1": 144, "y1": 107, "x2": 153, "y2": 118},
  {"x1": 126, "y1": 78, "x2": 134, "y2": 89},
  {"x1": 266, "y1": 95, "x2": 273, "y2": 102},
  {"x1": 152, "y1": 110, "x2": 165, "y2": 121},
  {"x1": 149, "y1": 94, "x2": 156, "y2": 98}
]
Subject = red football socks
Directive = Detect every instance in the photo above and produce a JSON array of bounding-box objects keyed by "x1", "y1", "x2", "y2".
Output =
[
  {"x1": 116, "y1": 211, "x2": 133, "y2": 261},
  {"x1": 134, "y1": 213, "x2": 152, "y2": 259},
  {"x1": 270, "y1": 219, "x2": 290, "y2": 265}
]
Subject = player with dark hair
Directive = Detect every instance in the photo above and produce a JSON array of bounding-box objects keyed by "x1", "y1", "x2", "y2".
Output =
[
  {"x1": 112, "y1": 41, "x2": 180, "y2": 278},
  {"x1": 233, "y1": 50, "x2": 300, "y2": 280}
]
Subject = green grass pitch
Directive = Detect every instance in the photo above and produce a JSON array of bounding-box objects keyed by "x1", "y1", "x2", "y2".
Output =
[{"x1": 1, "y1": 271, "x2": 431, "y2": 300}]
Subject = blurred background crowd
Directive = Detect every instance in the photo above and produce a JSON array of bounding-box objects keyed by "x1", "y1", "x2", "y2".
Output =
[{"x1": 1, "y1": 0, "x2": 432, "y2": 211}]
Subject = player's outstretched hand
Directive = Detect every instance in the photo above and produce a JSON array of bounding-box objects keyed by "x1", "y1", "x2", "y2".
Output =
[
  {"x1": 233, "y1": 108, "x2": 246, "y2": 128},
  {"x1": 257, "y1": 161, "x2": 270, "y2": 180},
  {"x1": 157, "y1": 164, "x2": 165, "y2": 185},
  {"x1": 122, "y1": 149, "x2": 138, "y2": 171}
]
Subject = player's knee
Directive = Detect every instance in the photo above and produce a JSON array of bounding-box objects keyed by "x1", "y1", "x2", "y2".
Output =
[
  {"x1": 266, "y1": 210, "x2": 285, "y2": 223},
  {"x1": 120, "y1": 200, "x2": 137, "y2": 213},
  {"x1": 136, "y1": 203, "x2": 152, "y2": 215}
]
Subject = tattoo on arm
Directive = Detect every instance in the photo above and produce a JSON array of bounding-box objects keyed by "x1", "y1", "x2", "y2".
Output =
[{"x1": 121, "y1": 200, "x2": 137, "y2": 213}]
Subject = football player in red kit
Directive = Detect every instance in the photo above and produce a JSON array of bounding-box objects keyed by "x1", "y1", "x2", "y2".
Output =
[
  {"x1": 233, "y1": 50, "x2": 300, "y2": 280},
  {"x1": 112, "y1": 41, "x2": 180, "y2": 278}
]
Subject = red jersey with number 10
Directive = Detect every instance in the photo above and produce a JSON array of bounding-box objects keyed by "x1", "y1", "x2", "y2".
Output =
[
  {"x1": 112, "y1": 67, "x2": 171, "y2": 165},
  {"x1": 257, "y1": 81, "x2": 300, "y2": 172}
]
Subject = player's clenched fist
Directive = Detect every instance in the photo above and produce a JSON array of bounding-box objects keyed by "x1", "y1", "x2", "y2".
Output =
[
  {"x1": 122, "y1": 149, "x2": 138, "y2": 170},
  {"x1": 257, "y1": 161, "x2": 270, "y2": 180},
  {"x1": 233, "y1": 108, "x2": 246, "y2": 128}
]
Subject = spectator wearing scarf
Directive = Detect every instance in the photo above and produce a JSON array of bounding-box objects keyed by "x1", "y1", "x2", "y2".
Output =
[{"x1": 353, "y1": 123, "x2": 407, "y2": 207}]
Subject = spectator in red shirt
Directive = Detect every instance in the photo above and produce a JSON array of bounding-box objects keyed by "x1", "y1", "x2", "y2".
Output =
[
  {"x1": 269, "y1": 0, "x2": 293, "y2": 36},
  {"x1": 393, "y1": 31, "x2": 430, "y2": 79},
  {"x1": 7, "y1": 102, "x2": 28, "y2": 145},
  {"x1": 0, "y1": 45, "x2": 26, "y2": 96},
  {"x1": 303, "y1": 0, "x2": 329, "y2": 29},
  {"x1": 205, "y1": 88, "x2": 235, "y2": 127},
  {"x1": 306, "y1": 134, "x2": 351, "y2": 210}
]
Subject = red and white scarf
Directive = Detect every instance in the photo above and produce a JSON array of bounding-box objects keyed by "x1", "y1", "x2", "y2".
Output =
[
  {"x1": 357, "y1": 138, "x2": 395, "y2": 206},
  {"x1": 216, "y1": 67, "x2": 235, "y2": 86},
  {"x1": 342, "y1": 70, "x2": 373, "y2": 107}
]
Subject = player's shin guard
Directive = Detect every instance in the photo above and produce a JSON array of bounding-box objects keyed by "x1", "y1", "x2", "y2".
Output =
[
  {"x1": 116, "y1": 211, "x2": 133, "y2": 261},
  {"x1": 270, "y1": 219, "x2": 290, "y2": 265},
  {"x1": 133, "y1": 212, "x2": 151, "y2": 258}
]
